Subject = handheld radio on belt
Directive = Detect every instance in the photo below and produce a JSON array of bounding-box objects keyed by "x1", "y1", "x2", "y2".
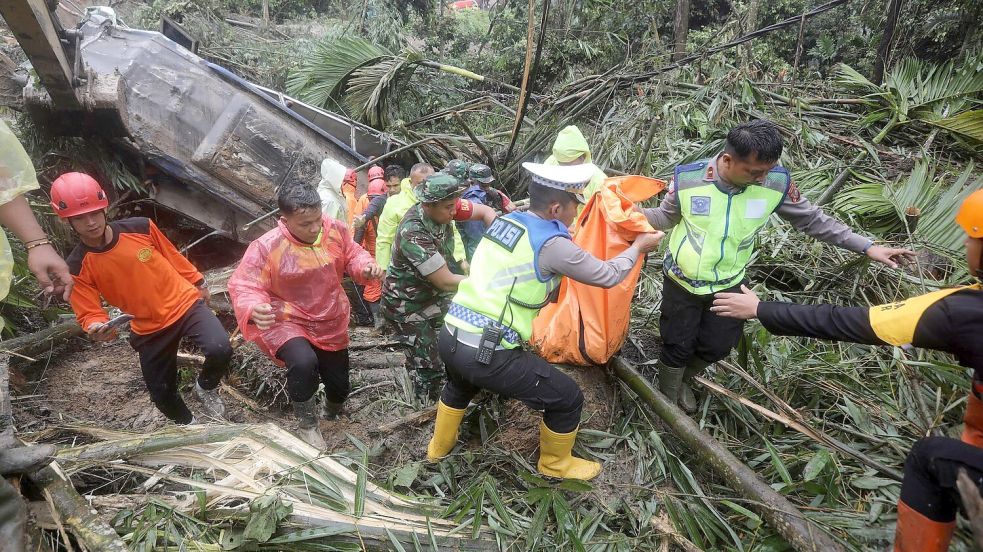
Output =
[{"x1": 476, "y1": 278, "x2": 517, "y2": 365}]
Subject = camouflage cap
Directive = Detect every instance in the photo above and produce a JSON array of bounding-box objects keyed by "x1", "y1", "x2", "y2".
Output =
[
  {"x1": 444, "y1": 159, "x2": 472, "y2": 180},
  {"x1": 468, "y1": 163, "x2": 495, "y2": 184},
  {"x1": 416, "y1": 173, "x2": 467, "y2": 203}
]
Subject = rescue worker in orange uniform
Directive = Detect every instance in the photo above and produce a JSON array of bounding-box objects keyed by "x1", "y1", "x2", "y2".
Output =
[
  {"x1": 712, "y1": 189, "x2": 983, "y2": 551},
  {"x1": 352, "y1": 165, "x2": 401, "y2": 328},
  {"x1": 53, "y1": 172, "x2": 231, "y2": 424}
]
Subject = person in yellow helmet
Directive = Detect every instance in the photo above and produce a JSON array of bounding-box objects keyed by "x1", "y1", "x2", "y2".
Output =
[
  {"x1": 544, "y1": 125, "x2": 608, "y2": 200},
  {"x1": 711, "y1": 189, "x2": 983, "y2": 552}
]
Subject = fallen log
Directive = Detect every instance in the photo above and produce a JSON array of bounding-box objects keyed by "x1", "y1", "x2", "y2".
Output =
[
  {"x1": 610, "y1": 357, "x2": 846, "y2": 552},
  {"x1": 0, "y1": 320, "x2": 84, "y2": 362},
  {"x1": 28, "y1": 463, "x2": 127, "y2": 552}
]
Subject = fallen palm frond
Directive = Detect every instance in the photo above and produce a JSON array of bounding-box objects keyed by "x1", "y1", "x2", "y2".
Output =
[
  {"x1": 836, "y1": 53, "x2": 983, "y2": 143},
  {"x1": 49, "y1": 423, "x2": 496, "y2": 550},
  {"x1": 287, "y1": 36, "x2": 520, "y2": 128}
]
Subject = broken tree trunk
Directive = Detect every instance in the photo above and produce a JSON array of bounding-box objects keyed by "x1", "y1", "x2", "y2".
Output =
[
  {"x1": 28, "y1": 464, "x2": 128, "y2": 552},
  {"x1": 610, "y1": 357, "x2": 846, "y2": 552},
  {"x1": 0, "y1": 320, "x2": 83, "y2": 361}
]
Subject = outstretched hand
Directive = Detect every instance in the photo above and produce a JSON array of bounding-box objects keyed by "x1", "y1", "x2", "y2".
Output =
[
  {"x1": 866, "y1": 245, "x2": 916, "y2": 269},
  {"x1": 711, "y1": 285, "x2": 760, "y2": 320}
]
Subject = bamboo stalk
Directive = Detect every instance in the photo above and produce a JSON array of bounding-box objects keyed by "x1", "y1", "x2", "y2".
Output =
[
  {"x1": 28, "y1": 464, "x2": 128, "y2": 552},
  {"x1": 453, "y1": 112, "x2": 497, "y2": 169},
  {"x1": 610, "y1": 357, "x2": 847, "y2": 552},
  {"x1": 55, "y1": 425, "x2": 248, "y2": 463}
]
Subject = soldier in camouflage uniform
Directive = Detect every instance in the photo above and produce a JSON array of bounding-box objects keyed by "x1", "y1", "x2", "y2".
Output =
[
  {"x1": 444, "y1": 159, "x2": 471, "y2": 180},
  {"x1": 380, "y1": 173, "x2": 497, "y2": 401}
]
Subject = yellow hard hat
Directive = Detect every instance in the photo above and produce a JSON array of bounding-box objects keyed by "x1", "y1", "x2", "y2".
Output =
[{"x1": 956, "y1": 189, "x2": 983, "y2": 238}]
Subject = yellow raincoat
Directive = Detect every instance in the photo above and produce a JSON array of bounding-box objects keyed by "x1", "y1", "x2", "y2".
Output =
[
  {"x1": 544, "y1": 125, "x2": 608, "y2": 199},
  {"x1": 0, "y1": 120, "x2": 41, "y2": 301}
]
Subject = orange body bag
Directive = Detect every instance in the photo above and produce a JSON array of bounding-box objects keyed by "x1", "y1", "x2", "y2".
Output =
[{"x1": 530, "y1": 176, "x2": 665, "y2": 365}]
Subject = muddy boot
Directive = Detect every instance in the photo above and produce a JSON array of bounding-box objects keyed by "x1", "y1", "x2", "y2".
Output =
[
  {"x1": 657, "y1": 361, "x2": 685, "y2": 404},
  {"x1": 194, "y1": 382, "x2": 226, "y2": 419},
  {"x1": 321, "y1": 400, "x2": 344, "y2": 421},
  {"x1": 679, "y1": 359, "x2": 710, "y2": 414},
  {"x1": 293, "y1": 397, "x2": 326, "y2": 449}
]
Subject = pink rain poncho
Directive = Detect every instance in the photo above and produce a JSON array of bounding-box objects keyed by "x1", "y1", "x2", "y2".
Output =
[{"x1": 228, "y1": 215, "x2": 374, "y2": 360}]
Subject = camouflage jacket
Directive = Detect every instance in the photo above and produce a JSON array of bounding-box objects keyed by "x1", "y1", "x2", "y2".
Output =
[{"x1": 380, "y1": 203, "x2": 456, "y2": 323}]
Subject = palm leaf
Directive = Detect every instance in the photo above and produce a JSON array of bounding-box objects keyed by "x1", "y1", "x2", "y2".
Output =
[
  {"x1": 344, "y1": 48, "x2": 425, "y2": 128},
  {"x1": 286, "y1": 36, "x2": 393, "y2": 113},
  {"x1": 836, "y1": 54, "x2": 983, "y2": 142},
  {"x1": 925, "y1": 110, "x2": 983, "y2": 142}
]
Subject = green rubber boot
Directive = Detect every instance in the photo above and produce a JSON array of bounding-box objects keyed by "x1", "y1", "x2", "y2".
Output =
[
  {"x1": 679, "y1": 359, "x2": 710, "y2": 414},
  {"x1": 657, "y1": 361, "x2": 686, "y2": 404}
]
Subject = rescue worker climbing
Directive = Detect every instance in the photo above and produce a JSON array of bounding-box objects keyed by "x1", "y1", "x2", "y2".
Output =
[
  {"x1": 544, "y1": 125, "x2": 608, "y2": 200},
  {"x1": 227, "y1": 183, "x2": 383, "y2": 448},
  {"x1": 641, "y1": 119, "x2": 914, "y2": 414},
  {"x1": 427, "y1": 163, "x2": 665, "y2": 480},
  {"x1": 380, "y1": 173, "x2": 496, "y2": 401},
  {"x1": 711, "y1": 189, "x2": 983, "y2": 552},
  {"x1": 55, "y1": 172, "x2": 232, "y2": 425},
  {"x1": 350, "y1": 165, "x2": 390, "y2": 328}
]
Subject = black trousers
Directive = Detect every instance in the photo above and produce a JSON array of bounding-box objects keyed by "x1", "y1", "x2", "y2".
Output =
[
  {"x1": 275, "y1": 337, "x2": 350, "y2": 404},
  {"x1": 437, "y1": 326, "x2": 584, "y2": 433},
  {"x1": 658, "y1": 274, "x2": 747, "y2": 368},
  {"x1": 129, "y1": 300, "x2": 232, "y2": 424},
  {"x1": 901, "y1": 436, "x2": 983, "y2": 522}
]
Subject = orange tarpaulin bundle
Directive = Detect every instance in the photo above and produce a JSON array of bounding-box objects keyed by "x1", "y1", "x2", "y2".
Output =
[{"x1": 531, "y1": 175, "x2": 666, "y2": 365}]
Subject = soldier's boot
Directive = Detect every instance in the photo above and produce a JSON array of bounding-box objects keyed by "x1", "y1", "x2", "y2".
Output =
[
  {"x1": 293, "y1": 397, "x2": 326, "y2": 449},
  {"x1": 679, "y1": 358, "x2": 711, "y2": 414},
  {"x1": 537, "y1": 421, "x2": 601, "y2": 481},
  {"x1": 195, "y1": 382, "x2": 226, "y2": 419},
  {"x1": 657, "y1": 361, "x2": 686, "y2": 405},
  {"x1": 427, "y1": 400, "x2": 466, "y2": 462},
  {"x1": 321, "y1": 399, "x2": 344, "y2": 421}
]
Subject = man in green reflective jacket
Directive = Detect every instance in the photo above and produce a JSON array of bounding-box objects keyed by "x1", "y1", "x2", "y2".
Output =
[{"x1": 641, "y1": 119, "x2": 914, "y2": 414}]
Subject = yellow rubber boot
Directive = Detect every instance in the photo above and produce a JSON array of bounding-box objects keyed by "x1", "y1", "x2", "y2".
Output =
[
  {"x1": 426, "y1": 400, "x2": 466, "y2": 462},
  {"x1": 537, "y1": 421, "x2": 601, "y2": 481}
]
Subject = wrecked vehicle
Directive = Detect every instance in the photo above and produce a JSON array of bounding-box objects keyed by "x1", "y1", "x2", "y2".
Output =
[{"x1": 0, "y1": 3, "x2": 404, "y2": 241}]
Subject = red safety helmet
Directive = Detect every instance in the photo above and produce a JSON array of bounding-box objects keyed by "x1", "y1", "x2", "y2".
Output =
[
  {"x1": 367, "y1": 166, "x2": 385, "y2": 181},
  {"x1": 343, "y1": 168, "x2": 358, "y2": 185},
  {"x1": 50, "y1": 172, "x2": 109, "y2": 218},
  {"x1": 367, "y1": 178, "x2": 387, "y2": 196}
]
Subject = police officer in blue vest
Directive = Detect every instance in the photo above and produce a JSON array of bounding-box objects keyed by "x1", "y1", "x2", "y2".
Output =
[
  {"x1": 642, "y1": 119, "x2": 914, "y2": 414},
  {"x1": 427, "y1": 162, "x2": 665, "y2": 480}
]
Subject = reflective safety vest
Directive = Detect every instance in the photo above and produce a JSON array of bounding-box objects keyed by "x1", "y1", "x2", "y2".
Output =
[
  {"x1": 869, "y1": 284, "x2": 982, "y2": 346},
  {"x1": 665, "y1": 159, "x2": 790, "y2": 295},
  {"x1": 445, "y1": 212, "x2": 569, "y2": 349}
]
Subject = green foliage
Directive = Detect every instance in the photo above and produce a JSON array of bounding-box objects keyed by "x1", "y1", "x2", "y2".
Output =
[{"x1": 838, "y1": 53, "x2": 983, "y2": 143}]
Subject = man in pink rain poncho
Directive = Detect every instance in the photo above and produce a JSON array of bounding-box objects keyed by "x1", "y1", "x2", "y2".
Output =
[{"x1": 228, "y1": 183, "x2": 383, "y2": 448}]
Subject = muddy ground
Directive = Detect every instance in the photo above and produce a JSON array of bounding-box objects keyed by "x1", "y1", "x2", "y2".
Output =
[{"x1": 12, "y1": 319, "x2": 653, "y2": 509}]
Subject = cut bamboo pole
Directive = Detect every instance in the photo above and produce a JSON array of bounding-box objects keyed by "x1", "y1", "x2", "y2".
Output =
[
  {"x1": 610, "y1": 357, "x2": 847, "y2": 552},
  {"x1": 28, "y1": 464, "x2": 128, "y2": 552}
]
